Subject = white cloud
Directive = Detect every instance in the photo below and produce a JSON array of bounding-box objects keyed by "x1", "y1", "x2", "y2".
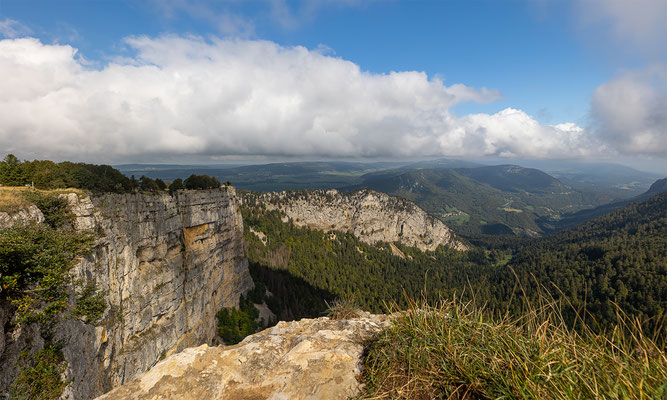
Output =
[
  {"x1": 0, "y1": 36, "x2": 605, "y2": 163},
  {"x1": 575, "y1": 0, "x2": 667, "y2": 56},
  {"x1": 0, "y1": 18, "x2": 31, "y2": 38},
  {"x1": 591, "y1": 66, "x2": 667, "y2": 156}
]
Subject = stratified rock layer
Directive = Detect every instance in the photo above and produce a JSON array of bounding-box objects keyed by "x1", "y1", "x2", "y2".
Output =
[
  {"x1": 0, "y1": 188, "x2": 253, "y2": 399},
  {"x1": 96, "y1": 313, "x2": 391, "y2": 400},
  {"x1": 245, "y1": 189, "x2": 467, "y2": 251}
]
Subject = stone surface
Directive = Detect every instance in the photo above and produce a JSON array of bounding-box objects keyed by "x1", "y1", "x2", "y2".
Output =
[
  {"x1": 244, "y1": 189, "x2": 467, "y2": 251},
  {"x1": 0, "y1": 204, "x2": 43, "y2": 229},
  {"x1": 0, "y1": 188, "x2": 253, "y2": 399},
  {"x1": 96, "y1": 313, "x2": 391, "y2": 400}
]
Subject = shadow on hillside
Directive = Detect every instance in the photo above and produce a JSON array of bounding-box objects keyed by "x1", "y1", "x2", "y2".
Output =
[{"x1": 249, "y1": 261, "x2": 336, "y2": 322}]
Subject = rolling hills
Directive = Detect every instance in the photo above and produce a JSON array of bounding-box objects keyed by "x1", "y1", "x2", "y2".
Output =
[{"x1": 350, "y1": 164, "x2": 616, "y2": 235}]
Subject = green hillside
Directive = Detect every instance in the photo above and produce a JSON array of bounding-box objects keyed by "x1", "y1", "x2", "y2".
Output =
[
  {"x1": 354, "y1": 165, "x2": 614, "y2": 235},
  {"x1": 496, "y1": 191, "x2": 667, "y2": 338},
  {"x1": 243, "y1": 189, "x2": 667, "y2": 344}
]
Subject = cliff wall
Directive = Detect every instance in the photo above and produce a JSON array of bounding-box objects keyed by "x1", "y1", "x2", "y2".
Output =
[
  {"x1": 0, "y1": 188, "x2": 253, "y2": 399},
  {"x1": 244, "y1": 189, "x2": 467, "y2": 251}
]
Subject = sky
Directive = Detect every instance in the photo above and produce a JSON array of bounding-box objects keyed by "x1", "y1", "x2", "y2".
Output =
[{"x1": 0, "y1": 0, "x2": 665, "y2": 173}]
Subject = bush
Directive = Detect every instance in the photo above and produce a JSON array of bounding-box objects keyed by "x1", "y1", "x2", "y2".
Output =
[
  {"x1": 72, "y1": 280, "x2": 107, "y2": 323},
  {"x1": 168, "y1": 178, "x2": 184, "y2": 195},
  {"x1": 0, "y1": 224, "x2": 94, "y2": 325},
  {"x1": 139, "y1": 176, "x2": 160, "y2": 192},
  {"x1": 11, "y1": 346, "x2": 67, "y2": 400},
  {"x1": 183, "y1": 174, "x2": 220, "y2": 190},
  {"x1": 22, "y1": 191, "x2": 73, "y2": 229}
]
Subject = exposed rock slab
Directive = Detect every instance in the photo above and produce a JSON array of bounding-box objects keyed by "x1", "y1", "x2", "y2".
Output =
[
  {"x1": 244, "y1": 189, "x2": 467, "y2": 251},
  {"x1": 97, "y1": 313, "x2": 391, "y2": 400}
]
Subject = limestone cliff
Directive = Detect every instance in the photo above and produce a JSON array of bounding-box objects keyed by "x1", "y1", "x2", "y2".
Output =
[
  {"x1": 243, "y1": 189, "x2": 467, "y2": 251},
  {"x1": 0, "y1": 188, "x2": 253, "y2": 399},
  {"x1": 96, "y1": 313, "x2": 391, "y2": 400},
  {"x1": 0, "y1": 204, "x2": 43, "y2": 229}
]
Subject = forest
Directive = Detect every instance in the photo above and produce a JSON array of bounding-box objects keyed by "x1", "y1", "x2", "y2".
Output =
[
  {"x1": 0, "y1": 154, "x2": 221, "y2": 194},
  {"x1": 242, "y1": 191, "x2": 667, "y2": 345}
]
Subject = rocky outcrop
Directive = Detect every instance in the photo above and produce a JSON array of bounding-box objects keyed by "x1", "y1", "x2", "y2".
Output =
[
  {"x1": 96, "y1": 313, "x2": 391, "y2": 400},
  {"x1": 244, "y1": 189, "x2": 467, "y2": 251},
  {"x1": 0, "y1": 188, "x2": 253, "y2": 399},
  {"x1": 0, "y1": 204, "x2": 43, "y2": 229}
]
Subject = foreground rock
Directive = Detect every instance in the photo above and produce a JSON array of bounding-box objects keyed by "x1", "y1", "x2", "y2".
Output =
[
  {"x1": 243, "y1": 189, "x2": 467, "y2": 251},
  {"x1": 97, "y1": 313, "x2": 391, "y2": 400}
]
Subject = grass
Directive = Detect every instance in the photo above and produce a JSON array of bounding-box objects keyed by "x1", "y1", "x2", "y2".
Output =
[
  {"x1": 442, "y1": 212, "x2": 471, "y2": 225},
  {"x1": 359, "y1": 296, "x2": 666, "y2": 399},
  {"x1": 0, "y1": 187, "x2": 86, "y2": 214},
  {"x1": 0, "y1": 187, "x2": 32, "y2": 213},
  {"x1": 326, "y1": 298, "x2": 361, "y2": 320}
]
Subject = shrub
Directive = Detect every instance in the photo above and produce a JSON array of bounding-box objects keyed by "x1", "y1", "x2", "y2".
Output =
[
  {"x1": 183, "y1": 174, "x2": 220, "y2": 190},
  {"x1": 72, "y1": 280, "x2": 107, "y2": 323},
  {"x1": 0, "y1": 223, "x2": 94, "y2": 325},
  {"x1": 168, "y1": 178, "x2": 184, "y2": 195},
  {"x1": 11, "y1": 346, "x2": 67, "y2": 400},
  {"x1": 22, "y1": 191, "x2": 73, "y2": 229}
]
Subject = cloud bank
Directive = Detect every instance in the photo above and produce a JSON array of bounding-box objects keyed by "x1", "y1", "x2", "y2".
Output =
[
  {"x1": 591, "y1": 67, "x2": 667, "y2": 156},
  {"x1": 0, "y1": 36, "x2": 608, "y2": 162},
  {"x1": 576, "y1": 0, "x2": 667, "y2": 56}
]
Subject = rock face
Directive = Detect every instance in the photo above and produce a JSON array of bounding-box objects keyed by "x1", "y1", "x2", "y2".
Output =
[
  {"x1": 244, "y1": 189, "x2": 467, "y2": 251},
  {"x1": 0, "y1": 204, "x2": 43, "y2": 229},
  {"x1": 96, "y1": 313, "x2": 391, "y2": 400},
  {"x1": 0, "y1": 188, "x2": 253, "y2": 399}
]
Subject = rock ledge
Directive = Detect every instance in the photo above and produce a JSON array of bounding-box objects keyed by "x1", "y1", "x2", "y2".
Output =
[{"x1": 97, "y1": 313, "x2": 391, "y2": 400}]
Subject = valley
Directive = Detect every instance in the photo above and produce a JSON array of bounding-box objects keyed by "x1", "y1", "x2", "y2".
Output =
[{"x1": 1, "y1": 156, "x2": 665, "y2": 399}]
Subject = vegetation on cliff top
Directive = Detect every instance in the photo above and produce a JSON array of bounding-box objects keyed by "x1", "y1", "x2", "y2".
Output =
[
  {"x1": 0, "y1": 153, "x2": 224, "y2": 194},
  {"x1": 0, "y1": 154, "x2": 135, "y2": 193}
]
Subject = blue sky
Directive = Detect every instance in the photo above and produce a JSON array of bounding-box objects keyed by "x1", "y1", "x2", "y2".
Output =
[
  {"x1": 0, "y1": 0, "x2": 665, "y2": 171},
  {"x1": 1, "y1": 0, "x2": 604, "y2": 123}
]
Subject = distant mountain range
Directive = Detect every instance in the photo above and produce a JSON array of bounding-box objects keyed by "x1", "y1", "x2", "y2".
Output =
[
  {"x1": 115, "y1": 159, "x2": 664, "y2": 236},
  {"x1": 348, "y1": 164, "x2": 619, "y2": 235},
  {"x1": 551, "y1": 177, "x2": 667, "y2": 231},
  {"x1": 116, "y1": 161, "x2": 407, "y2": 192}
]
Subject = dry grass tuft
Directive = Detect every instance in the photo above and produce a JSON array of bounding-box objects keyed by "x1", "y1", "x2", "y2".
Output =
[
  {"x1": 359, "y1": 296, "x2": 667, "y2": 400},
  {"x1": 326, "y1": 298, "x2": 361, "y2": 320},
  {"x1": 0, "y1": 187, "x2": 32, "y2": 213}
]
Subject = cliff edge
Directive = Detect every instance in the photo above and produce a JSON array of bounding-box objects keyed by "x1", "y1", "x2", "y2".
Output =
[{"x1": 96, "y1": 313, "x2": 391, "y2": 400}]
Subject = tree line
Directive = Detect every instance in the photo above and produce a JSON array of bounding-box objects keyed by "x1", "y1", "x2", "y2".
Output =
[{"x1": 0, "y1": 154, "x2": 224, "y2": 193}]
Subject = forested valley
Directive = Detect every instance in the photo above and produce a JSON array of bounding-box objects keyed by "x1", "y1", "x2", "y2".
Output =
[{"x1": 241, "y1": 191, "x2": 667, "y2": 346}]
